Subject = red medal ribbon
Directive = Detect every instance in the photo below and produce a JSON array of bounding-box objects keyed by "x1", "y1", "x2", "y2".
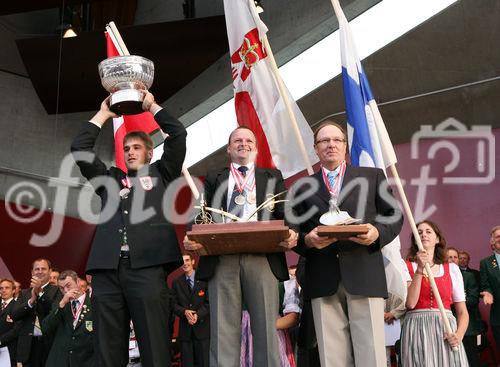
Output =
[
  {"x1": 121, "y1": 177, "x2": 132, "y2": 188},
  {"x1": 71, "y1": 294, "x2": 86, "y2": 321},
  {"x1": 230, "y1": 164, "x2": 256, "y2": 194}
]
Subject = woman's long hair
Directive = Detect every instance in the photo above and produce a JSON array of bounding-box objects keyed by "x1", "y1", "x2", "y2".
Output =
[{"x1": 406, "y1": 220, "x2": 448, "y2": 265}]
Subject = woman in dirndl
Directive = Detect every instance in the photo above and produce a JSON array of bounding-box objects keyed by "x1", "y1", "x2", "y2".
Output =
[{"x1": 401, "y1": 220, "x2": 469, "y2": 366}]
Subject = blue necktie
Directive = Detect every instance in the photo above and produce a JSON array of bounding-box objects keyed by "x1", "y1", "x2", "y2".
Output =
[
  {"x1": 187, "y1": 278, "x2": 193, "y2": 290},
  {"x1": 327, "y1": 170, "x2": 339, "y2": 190}
]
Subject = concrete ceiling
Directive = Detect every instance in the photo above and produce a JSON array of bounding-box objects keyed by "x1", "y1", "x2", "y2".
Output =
[{"x1": 1, "y1": 0, "x2": 499, "y2": 220}]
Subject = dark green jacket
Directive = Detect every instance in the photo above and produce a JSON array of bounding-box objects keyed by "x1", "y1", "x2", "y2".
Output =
[
  {"x1": 461, "y1": 270, "x2": 483, "y2": 336},
  {"x1": 480, "y1": 255, "x2": 500, "y2": 325},
  {"x1": 41, "y1": 293, "x2": 94, "y2": 367}
]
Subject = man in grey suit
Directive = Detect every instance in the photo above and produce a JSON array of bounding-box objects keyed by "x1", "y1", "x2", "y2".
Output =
[
  {"x1": 293, "y1": 120, "x2": 403, "y2": 367},
  {"x1": 184, "y1": 126, "x2": 297, "y2": 367}
]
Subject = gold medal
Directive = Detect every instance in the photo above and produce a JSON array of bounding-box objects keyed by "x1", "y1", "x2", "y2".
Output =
[
  {"x1": 246, "y1": 193, "x2": 256, "y2": 204},
  {"x1": 234, "y1": 194, "x2": 246, "y2": 205}
]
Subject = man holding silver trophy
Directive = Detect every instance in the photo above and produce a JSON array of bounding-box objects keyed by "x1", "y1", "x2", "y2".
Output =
[{"x1": 71, "y1": 70, "x2": 186, "y2": 367}]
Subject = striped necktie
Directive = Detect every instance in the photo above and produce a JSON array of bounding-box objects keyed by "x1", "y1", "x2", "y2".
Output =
[{"x1": 327, "y1": 170, "x2": 339, "y2": 189}]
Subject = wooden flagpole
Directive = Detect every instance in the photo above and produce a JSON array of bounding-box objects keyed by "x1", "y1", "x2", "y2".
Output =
[
  {"x1": 105, "y1": 22, "x2": 200, "y2": 200},
  {"x1": 247, "y1": 0, "x2": 314, "y2": 176}
]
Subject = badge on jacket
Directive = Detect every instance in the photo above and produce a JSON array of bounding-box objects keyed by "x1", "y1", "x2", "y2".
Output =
[
  {"x1": 139, "y1": 176, "x2": 153, "y2": 191},
  {"x1": 85, "y1": 320, "x2": 93, "y2": 332}
]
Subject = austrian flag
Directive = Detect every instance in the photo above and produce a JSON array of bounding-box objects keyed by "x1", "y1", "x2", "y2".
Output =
[{"x1": 223, "y1": 0, "x2": 318, "y2": 178}]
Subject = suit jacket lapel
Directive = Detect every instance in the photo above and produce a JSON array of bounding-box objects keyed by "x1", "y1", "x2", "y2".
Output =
[
  {"x1": 0, "y1": 301, "x2": 12, "y2": 318},
  {"x1": 255, "y1": 169, "x2": 267, "y2": 217},
  {"x1": 490, "y1": 255, "x2": 500, "y2": 274},
  {"x1": 192, "y1": 280, "x2": 200, "y2": 296},
  {"x1": 337, "y1": 166, "x2": 358, "y2": 208},
  {"x1": 73, "y1": 294, "x2": 90, "y2": 331},
  {"x1": 216, "y1": 168, "x2": 230, "y2": 212},
  {"x1": 183, "y1": 277, "x2": 193, "y2": 296},
  {"x1": 313, "y1": 170, "x2": 331, "y2": 207}
]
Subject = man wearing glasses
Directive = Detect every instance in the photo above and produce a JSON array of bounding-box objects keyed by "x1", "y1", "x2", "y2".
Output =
[{"x1": 293, "y1": 120, "x2": 403, "y2": 367}]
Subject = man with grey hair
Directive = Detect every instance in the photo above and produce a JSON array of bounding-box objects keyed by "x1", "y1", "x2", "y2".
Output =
[
  {"x1": 480, "y1": 225, "x2": 500, "y2": 349},
  {"x1": 293, "y1": 120, "x2": 403, "y2": 367}
]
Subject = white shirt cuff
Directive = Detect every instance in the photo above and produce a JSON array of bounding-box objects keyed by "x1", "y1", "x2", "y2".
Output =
[{"x1": 88, "y1": 120, "x2": 103, "y2": 128}]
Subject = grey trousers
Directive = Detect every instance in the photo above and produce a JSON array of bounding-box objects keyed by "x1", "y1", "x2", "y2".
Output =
[
  {"x1": 311, "y1": 282, "x2": 386, "y2": 367},
  {"x1": 208, "y1": 254, "x2": 281, "y2": 367}
]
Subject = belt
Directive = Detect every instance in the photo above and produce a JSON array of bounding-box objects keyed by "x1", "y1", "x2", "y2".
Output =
[
  {"x1": 120, "y1": 250, "x2": 130, "y2": 259},
  {"x1": 129, "y1": 357, "x2": 140, "y2": 363}
]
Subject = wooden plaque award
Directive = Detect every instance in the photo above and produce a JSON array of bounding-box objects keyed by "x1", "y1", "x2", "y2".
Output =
[
  {"x1": 186, "y1": 220, "x2": 289, "y2": 256},
  {"x1": 317, "y1": 224, "x2": 369, "y2": 238}
]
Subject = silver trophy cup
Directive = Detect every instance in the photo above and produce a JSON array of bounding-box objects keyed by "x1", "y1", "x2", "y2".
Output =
[{"x1": 98, "y1": 55, "x2": 154, "y2": 115}]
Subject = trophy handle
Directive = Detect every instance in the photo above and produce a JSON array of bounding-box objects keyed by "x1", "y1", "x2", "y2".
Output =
[{"x1": 244, "y1": 191, "x2": 288, "y2": 221}]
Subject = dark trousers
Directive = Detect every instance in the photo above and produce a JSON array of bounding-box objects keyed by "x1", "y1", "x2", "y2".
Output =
[
  {"x1": 493, "y1": 324, "x2": 500, "y2": 352},
  {"x1": 296, "y1": 346, "x2": 321, "y2": 367},
  {"x1": 462, "y1": 335, "x2": 480, "y2": 367},
  {"x1": 22, "y1": 337, "x2": 49, "y2": 367},
  {"x1": 91, "y1": 257, "x2": 171, "y2": 367},
  {"x1": 180, "y1": 338, "x2": 209, "y2": 367}
]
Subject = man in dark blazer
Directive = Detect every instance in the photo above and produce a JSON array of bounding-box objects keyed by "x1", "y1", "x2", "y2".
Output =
[
  {"x1": 71, "y1": 92, "x2": 186, "y2": 367},
  {"x1": 184, "y1": 126, "x2": 297, "y2": 367},
  {"x1": 41, "y1": 270, "x2": 94, "y2": 367},
  {"x1": 459, "y1": 251, "x2": 481, "y2": 285},
  {"x1": 293, "y1": 121, "x2": 403, "y2": 367},
  {"x1": 480, "y1": 225, "x2": 500, "y2": 349},
  {"x1": 11, "y1": 258, "x2": 61, "y2": 367},
  {"x1": 172, "y1": 253, "x2": 209, "y2": 367},
  {"x1": 0, "y1": 279, "x2": 21, "y2": 366}
]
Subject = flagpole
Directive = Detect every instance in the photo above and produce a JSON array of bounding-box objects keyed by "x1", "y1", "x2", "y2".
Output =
[
  {"x1": 388, "y1": 165, "x2": 458, "y2": 352},
  {"x1": 105, "y1": 22, "x2": 201, "y2": 200},
  {"x1": 247, "y1": 1, "x2": 314, "y2": 176},
  {"x1": 370, "y1": 100, "x2": 459, "y2": 352},
  {"x1": 329, "y1": 0, "x2": 458, "y2": 351}
]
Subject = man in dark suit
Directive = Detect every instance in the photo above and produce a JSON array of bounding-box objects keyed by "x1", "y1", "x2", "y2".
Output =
[
  {"x1": 459, "y1": 251, "x2": 481, "y2": 285},
  {"x1": 448, "y1": 249, "x2": 483, "y2": 367},
  {"x1": 71, "y1": 92, "x2": 186, "y2": 367},
  {"x1": 41, "y1": 270, "x2": 94, "y2": 367},
  {"x1": 0, "y1": 279, "x2": 21, "y2": 366},
  {"x1": 184, "y1": 126, "x2": 297, "y2": 367},
  {"x1": 13, "y1": 282, "x2": 21, "y2": 302},
  {"x1": 11, "y1": 258, "x2": 61, "y2": 367},
  {"x1": 172, "y1": 253, "x2": 209, "y2": 367},
  {"x1": 480, "y1": 225, "x2": 500, "y2": 349},
  {"x1": 293, "y1": 121, "x2": 403, "y2": 367}
]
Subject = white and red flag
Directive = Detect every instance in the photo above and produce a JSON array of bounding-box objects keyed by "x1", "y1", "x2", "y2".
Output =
[
  {"x1": 223, "y1": 0, "x2": 318, "y2": 178},
  {"x1": 105, "y1": 33, "x2": 160, "y2": 171}
]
